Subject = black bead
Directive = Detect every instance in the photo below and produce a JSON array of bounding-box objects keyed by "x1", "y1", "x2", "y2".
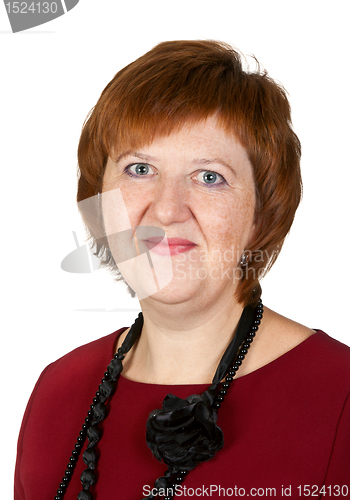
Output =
[
  {"x1": 235, "y1": 359, "x2": 242, "y2": 366},
  {"x1": 242, "y1": 342, "x2": 250, "y2": 349},
  {"x1": 246, "y1": 337, "x2": 253, "y2": 343},
  {"x1": 220, "y1": 388, "x2": 227, "y2": 395},
  {"x1": 67, "y1": 463, "x2": 75, "y2": 469},
  {"x1": 57, "y1": 489, "x2": 63, "y2": 495},
  {"x1": 176, "y1": 475, "x2": 185, "y2": 482},
  {"x1": 77, "y1": 436, "x2": 83, "y2": 443},
  {"x1": 155, "y1": 476, "x2": 172, "y2": 489},
  {"x1": 75, "y1": 443, "x2": 82, "y2": 450},
  {"x1": 65, "y1": 469, "x2": 72, "y2": 476},
  {"x1": 222, "y1": 382, "x2": 230, "y2": 389},
  {"x1": 91, "y1": 402, "x2": 107, "y2": 424},
  {"x1": 62, "y1": 475, "x2": 70, "y2": 482},
  {"x1": 55, "y1": 496, "x2": 62, "y2": 500},
  {"x1": 77, "y1": 490, "x2": 93, "y2": 500},
  {"x1": 217, "y1": 395, "x2": 225, "y2": 402},
  {"x1": 108, "y1": 358, "x2": 123, "y2": 381},
  {"x1": 251, "y1": 325, "x2": 258, "y2": 332},
  {"x1": 93, "y1": 397, "x2": 99, "y2": 404},
  {"x1": 99, "y1": 379, "x2": 115, "y2": 399},
  {"x1": 81, "y1": 468, "x2": 97, "y2": 488},
  {"x1": 70, "y1": 456, "x2": 78, "y2": 463},
  {"x1": 59, "y1": 482, "x2": 66, "y2": 489},
  {"x1": 212, "y1": 402, "x2": 221, "y2": 409},
  {"x1": 87, "y1": 425, "x2": 102, "y2": 446},
  {"x1": 114, "y1": 352, "x2": 125, "y2": 360},
  {"x1": 83, "y1": 447, "x2": 99, "y2": 468},
  {"x1": 225, "y1": 376, "x2": 233, "y2": 382},
  {"x1": 241, "y1": 349, "x2": 248, "y2": 355}
]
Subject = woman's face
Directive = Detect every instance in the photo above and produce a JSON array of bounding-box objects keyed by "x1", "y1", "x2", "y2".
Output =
[{"x1": 102, "y1": 116, "x2": 256, "y2": 305}]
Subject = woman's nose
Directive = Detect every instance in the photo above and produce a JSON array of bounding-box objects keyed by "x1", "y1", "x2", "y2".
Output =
[{"x1": 148, "y1": 178, "x2": 191, "y2": 226}]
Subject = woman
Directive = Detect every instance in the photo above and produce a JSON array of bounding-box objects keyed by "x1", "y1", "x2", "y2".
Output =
[{"x1": 15, "y1": 40, "x2": 350, "y2": 500}]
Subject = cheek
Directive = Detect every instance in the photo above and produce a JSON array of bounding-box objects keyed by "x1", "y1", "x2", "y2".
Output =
[
  {"x1": 101, "y1": 189, "x2": 134, "y2": 241},
  {"x1": 102, "y1": 177, "x2": 148, "y2": 231},
  {"x1": 202, "y1": 192, "x2": 255, "y2": 248},
  {"x1": 119, "y1": 187, "x2": 149, "y2": 228}
]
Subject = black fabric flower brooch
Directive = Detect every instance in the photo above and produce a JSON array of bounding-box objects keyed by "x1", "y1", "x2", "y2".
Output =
[{"x1": 146, "y1": 390, "x2": 224, "y2": 472}]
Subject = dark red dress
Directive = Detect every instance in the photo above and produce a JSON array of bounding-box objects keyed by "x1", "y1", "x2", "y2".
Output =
[{"x1": 15, "y1": 329, "x2": 350, "y2": 499}]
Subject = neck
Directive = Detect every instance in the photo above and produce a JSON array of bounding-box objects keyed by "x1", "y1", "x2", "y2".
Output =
[{"x1": 119, "y1": 290, "x2": 245, "y2": 385}]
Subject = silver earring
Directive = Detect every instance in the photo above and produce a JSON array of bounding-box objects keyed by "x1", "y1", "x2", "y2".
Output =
[{"x1": 240, "y1": 251, "x2": 249, "y2": 266}]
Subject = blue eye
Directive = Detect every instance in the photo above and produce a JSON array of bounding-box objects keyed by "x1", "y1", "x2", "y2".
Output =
[
  {"x1": 125, "y1": 163, "x2": 152, "y2": 177},
  {"x1": 197, "y1": 170, "x2": 225, "y2": 187},
  {"x1": 124, "y1": 164, "x2": 226, "y2": 187}
]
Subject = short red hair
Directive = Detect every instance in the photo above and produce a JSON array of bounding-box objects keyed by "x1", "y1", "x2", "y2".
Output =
[{"x1": 77, "y1": 40, "x2": 302, "y2": 307}]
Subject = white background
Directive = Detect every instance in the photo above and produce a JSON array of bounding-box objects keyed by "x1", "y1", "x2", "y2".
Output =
[{"x1": 1, "y1": 0, "x2": 349, "y2": 497}]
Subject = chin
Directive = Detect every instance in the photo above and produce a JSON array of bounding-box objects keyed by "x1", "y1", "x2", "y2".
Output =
[{"x1": 140, "y1": 280, "x2": 202, "y2": 305}]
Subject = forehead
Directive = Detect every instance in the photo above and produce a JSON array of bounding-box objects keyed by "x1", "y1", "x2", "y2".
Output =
[{"x1": 112, "y1": 116, "x2": 250, "y2": 163}]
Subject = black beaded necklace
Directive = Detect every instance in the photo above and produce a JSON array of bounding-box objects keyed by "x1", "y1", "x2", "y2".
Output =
[{"x1": 54, "y1": 299, "x2": 263, "y2": 500}]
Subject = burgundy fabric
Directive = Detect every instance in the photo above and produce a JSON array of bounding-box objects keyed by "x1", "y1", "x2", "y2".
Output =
[{"x1": 15, "y1": 330, "x2": 350, "y2": 499}]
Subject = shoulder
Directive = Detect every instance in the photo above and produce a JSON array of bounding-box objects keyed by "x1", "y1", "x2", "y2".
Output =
[
  {"x1": 262, "y1": 306, "x2": 349, "y2": 356},
  {"x1": 268, "y1": 307, "x2": 350, "y2": 386},
  {"x1": 16, "y1": 327, "x2": 127, "y2": 453},
  {"x1": 15, "y1": 327, "x2": 126, "y2": 498},
  {"x1": 28, "y1": 327, "x2": 127, "y2": 407},
  {"x1": 267, "y1": 307, "x2": 350, "y2": 368},
  {"x1": 238, "y1": 306, "x2": 350, "y2": 383},
  {"x1": 311, "y1": 328, "x2": 350, "y2": 360},
  {"x1": 44, "y1": 327, "x2": 127, "y2": 382},
  {"x1": 307, "y1": 330, "x2": 350, "y2": 404}
]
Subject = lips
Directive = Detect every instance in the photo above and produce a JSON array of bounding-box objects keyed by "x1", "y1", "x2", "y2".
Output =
[
  {"x1": 145, "y1": 237, "x2": 196, "y2": 246},
  {"x1": 142, "y1": 236, "x2": 197, "y2": 256}
]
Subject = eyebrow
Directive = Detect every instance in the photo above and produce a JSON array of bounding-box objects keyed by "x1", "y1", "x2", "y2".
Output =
[
  {"x1": 115, "y1": 152, "x2": 236, "y2": 175},
  {"x1": 192, "y1": 157, "x2": 236, "y2": 174},
  {"x1": 115, "y1": 151, "x2": 158, "y2": 163}
]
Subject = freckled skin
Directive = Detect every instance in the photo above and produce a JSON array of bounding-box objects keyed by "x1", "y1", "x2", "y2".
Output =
[
  {"x1": 102, "y1": 116, "x2": 256, "y2": 311},
  {"x1": 102, "y1": 117, "x2": 314, "y2": 385}
]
